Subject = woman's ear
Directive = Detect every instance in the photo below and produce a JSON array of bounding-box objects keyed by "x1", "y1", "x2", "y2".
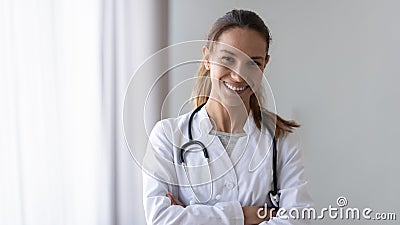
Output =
[
  {"x1": 202, "y1": 46, "x2": 210, "y2": 70},
  {"x1": 263, "y1": 54, "x2": 270, "y2": 70}
]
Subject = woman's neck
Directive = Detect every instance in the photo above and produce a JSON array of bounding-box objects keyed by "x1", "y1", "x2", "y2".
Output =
[{"x1": 204, "y1": 100, "x2": 250, "y2": 133}]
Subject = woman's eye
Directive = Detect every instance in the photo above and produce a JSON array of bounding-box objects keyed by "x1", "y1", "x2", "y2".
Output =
[
  {"x1": 221, "y1": 56, "x2": 234, "y2": 63},
  {"x1": 248, "y1": 60, "x2": 261, "y2": 67}
]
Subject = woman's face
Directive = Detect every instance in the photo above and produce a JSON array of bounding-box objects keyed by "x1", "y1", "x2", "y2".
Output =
[{"x1": 203, "y1": 27, "x2": 270, "y2": 108}]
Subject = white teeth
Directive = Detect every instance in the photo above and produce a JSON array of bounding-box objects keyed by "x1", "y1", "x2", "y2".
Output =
[{"x1": 224, "y1": 82, "x2": 247, "y2": 91}]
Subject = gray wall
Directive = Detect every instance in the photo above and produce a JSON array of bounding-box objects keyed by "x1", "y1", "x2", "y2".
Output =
[{"x1": 168, "y1": 1, "x2": 400, "y2": 224}]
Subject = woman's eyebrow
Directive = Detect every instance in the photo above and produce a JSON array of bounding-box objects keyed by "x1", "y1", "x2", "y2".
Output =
[
  {"x1": 220, "y1": 49, "x2": 264, "y2": 60},
  {"x1": 220, "y1": 49, "x2": 236, "y2": 55},
  {"x1": 251, "y1": 56, "x2": 264, "y2": 60}
]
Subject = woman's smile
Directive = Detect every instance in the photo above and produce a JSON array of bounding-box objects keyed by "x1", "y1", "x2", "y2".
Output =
[{"x1": 222, "y1": 81, "x2": 249, "y2": 94}]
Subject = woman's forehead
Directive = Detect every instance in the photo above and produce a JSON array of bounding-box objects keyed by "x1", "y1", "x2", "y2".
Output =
[{"x1": 215, "y1": 27, "x2": 267, "y2": 58}]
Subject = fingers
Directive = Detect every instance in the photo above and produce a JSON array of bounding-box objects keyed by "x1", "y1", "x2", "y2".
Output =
[
  {"x1": 166, "y1": 192, "x2": 177, "y2": 205},
  {"x1": 271, "y1": 208, "x2": 277, "y2": 217},
  {"x1": 166, "y1": 192, "x2": 185, "y2": 207}
]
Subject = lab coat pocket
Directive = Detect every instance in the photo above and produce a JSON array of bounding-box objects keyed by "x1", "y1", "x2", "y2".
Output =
[{"x1": 178, "y1": 180, "x2": 213, "y2": 206}]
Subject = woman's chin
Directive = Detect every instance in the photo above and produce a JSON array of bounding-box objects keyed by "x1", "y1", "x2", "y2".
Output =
[{"x1": 218, "y1": 93, "x2": 249, "y2": 109}]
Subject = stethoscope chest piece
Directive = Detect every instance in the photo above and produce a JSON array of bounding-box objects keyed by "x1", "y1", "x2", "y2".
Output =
[{"x1": 267, "y1": 190, "x2": 280, "y2": 208}]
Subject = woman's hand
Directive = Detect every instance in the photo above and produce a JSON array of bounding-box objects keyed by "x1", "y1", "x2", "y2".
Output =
[
  {"x1": 166, "y1": 192, "x2": 186, "y2": 207},
  {"x1": 242, "y1": 206, "x2": 277, "y2": 225}
]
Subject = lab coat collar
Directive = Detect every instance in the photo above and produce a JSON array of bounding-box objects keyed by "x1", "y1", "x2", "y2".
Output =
[
  {"x1": 195, "y1": 105, "x2": 269, "y2": 172},
  {"x1": 196, "y1": 105, "x2": 257, "y2": 136}
]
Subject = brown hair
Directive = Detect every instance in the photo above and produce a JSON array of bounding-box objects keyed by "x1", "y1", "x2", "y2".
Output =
[{"x1": 192, "y1": 9, "x2": 299, "y2": 138}]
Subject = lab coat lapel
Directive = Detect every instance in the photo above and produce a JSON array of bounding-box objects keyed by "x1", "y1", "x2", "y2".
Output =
[
  {"x1": 194, "y1": 107, "x2": 237, "y2": 181},
  {"x1": 229, "y1": 112, "x2": 273, "y2": 172}
]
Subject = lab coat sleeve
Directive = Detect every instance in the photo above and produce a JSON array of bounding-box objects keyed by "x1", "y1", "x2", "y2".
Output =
[
  {"x1": 261, "y1": 132, "x2": 314, "y2": 225},
  {"x1": 142, "y1": 120, "x2": 244, "y2": 225}
]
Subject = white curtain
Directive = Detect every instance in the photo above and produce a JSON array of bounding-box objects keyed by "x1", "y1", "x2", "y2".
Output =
[
  {"x1": 0, "y1": 0, "x2": 168, "y2": 224},
  {"x1": 0, "y1": 0, "x2": 106, "y2": 224},
  {"x1": 101, "y1": 0, "x2": 169, "y2": 224}
]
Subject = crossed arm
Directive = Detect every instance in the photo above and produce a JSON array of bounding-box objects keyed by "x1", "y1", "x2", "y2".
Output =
[{"x1": 166, "y1": 192, "x2": 276, "y2": 225}]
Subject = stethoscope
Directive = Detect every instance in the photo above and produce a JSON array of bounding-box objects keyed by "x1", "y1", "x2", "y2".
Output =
[{"x1": 179, "y1": 103, "x2": 280, "y2": 208}]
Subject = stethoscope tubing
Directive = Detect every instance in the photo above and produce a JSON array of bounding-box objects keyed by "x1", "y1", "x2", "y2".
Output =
[{"x1": 180, "y1": 103, "x2": 280, "y2": 207}]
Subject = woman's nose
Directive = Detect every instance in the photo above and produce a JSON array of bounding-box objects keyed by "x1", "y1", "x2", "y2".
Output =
[{"x1": 230, "y1": 69, "x2": 245, "y2": 82}]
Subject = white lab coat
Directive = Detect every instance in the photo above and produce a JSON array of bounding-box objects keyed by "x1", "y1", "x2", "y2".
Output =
[{"x1": 142, "y1": 107, "x2": 313, "y2": 225}]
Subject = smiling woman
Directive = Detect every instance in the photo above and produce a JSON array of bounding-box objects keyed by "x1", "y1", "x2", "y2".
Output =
[
  {"x1": 142, "y1": 9, "x2": 312, "y2": 225},
  {"x1": 201, "y1": 28, "x2": 268, "y2": 127}
]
